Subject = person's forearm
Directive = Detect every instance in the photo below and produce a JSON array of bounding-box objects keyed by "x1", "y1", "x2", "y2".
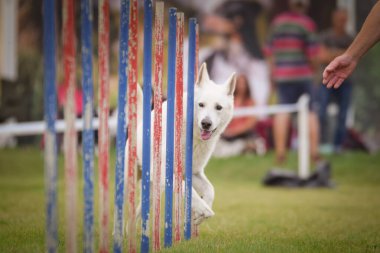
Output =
[
  {"x1": 346, "y1": 1, "x2": 380, "y2": 60},
  {"x1": 328, "y1": 48, "x2": 346, "y2": 61}
]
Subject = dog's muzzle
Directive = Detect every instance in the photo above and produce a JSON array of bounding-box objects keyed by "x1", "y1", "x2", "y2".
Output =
[{"x1": 200, "y1": 118, "x2": 216, "y2": 140}]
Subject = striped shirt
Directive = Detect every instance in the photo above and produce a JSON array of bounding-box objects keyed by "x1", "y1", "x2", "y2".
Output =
[{"x1": 264, "y1": 12, "x2": 319, "y2": 83}]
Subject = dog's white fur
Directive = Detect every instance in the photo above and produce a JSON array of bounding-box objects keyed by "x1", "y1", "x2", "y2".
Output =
[{"x1": 124, "y1": 63, "x2": 236, "y2": 226}]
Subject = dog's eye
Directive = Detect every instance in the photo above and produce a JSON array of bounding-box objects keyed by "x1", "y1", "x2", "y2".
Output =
[
  {"x1": 215, "y1": 104, "x2": 223, "y2": 111},
  {"x1": 198, "y1": 102, "x2": 204, "y2": 108}
]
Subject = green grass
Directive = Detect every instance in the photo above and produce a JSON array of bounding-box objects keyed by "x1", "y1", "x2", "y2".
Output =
[{"x1": 0, "y1": 148, "x2": 380, "y2": 252}]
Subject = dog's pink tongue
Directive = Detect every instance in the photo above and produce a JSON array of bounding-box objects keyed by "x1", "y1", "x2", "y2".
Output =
[{"x1": 201, "y1": 130, "x2": 212, "y2": 140}]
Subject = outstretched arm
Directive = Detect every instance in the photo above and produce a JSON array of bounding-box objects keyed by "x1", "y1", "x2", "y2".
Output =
[{"x1": 323, "y1": 1, "x2": 380, "y2": 89}]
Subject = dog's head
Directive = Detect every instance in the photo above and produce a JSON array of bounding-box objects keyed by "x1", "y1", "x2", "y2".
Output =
[{"x1": 194, "y1": 63, "x2": 236, "y2": 141}]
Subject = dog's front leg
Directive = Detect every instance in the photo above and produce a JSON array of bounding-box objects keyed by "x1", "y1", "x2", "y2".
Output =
[
  {"x1": 192, "y1": 172, "x2": 215, "y2": 209},
  {"x1": 190, "y1": 184, "x2": 215, "y2": 225},
  {"x1": 170, "y1": 179, "x2": 214, "y2": 225}
]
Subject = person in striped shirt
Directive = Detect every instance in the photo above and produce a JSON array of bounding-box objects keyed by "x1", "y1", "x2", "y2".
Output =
[{"x1": 264, "y1": 0, "x2": 320, "y2": 164}]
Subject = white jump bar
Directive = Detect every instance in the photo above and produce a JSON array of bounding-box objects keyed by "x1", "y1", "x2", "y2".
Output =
[
  {"x1": 0, "y1": 103, "x2": 302, "y2": 136},
  {"x1": 233, "y1": 104, "x2": 299, "y2": 118},
  {"x1": 0, "y1": 117, "x2": 117, "y2": 136}
]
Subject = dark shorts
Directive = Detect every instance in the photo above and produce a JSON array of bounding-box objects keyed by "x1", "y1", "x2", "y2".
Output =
[{"x1": 277, "y1": 80, "x2": 316, "y2": 111}]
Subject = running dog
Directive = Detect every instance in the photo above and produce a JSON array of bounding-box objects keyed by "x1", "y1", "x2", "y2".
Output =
[{"x1": 125, "y1": 63, "x2": 236, "y2": 225}]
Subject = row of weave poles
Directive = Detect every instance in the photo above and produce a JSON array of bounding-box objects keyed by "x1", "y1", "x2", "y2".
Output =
[{"x1": 43, "y1": 0, "x2": 199, "y2": 252}]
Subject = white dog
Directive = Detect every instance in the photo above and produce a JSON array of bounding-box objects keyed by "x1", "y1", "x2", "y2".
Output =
[{"x1": 125, "y1": 63, "x2": 236, "y2": 225}]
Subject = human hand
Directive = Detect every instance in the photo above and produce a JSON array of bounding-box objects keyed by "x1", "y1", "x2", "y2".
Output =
[{"x1": 322, "y1": 53, "x2": 358, "y2": 89}]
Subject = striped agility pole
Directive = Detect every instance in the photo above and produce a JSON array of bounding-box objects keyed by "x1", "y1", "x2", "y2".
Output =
[
  {"x1": 164, "y1": 7, "x2": 177, "y2": 248},
  {"x1": 81, "y1": 0, "x2": 95, "y2": 252},
  {"x1": 152, "y1": 2, "x2": 164, "y2": 252},
  {"x1": 98, "y1": 0, "x2": 110, "y2": 252},
  {"x1": 185, "y1": 17, "x2": 197, "y2": 241},
  {"x1": 174, "y1": 12, "x2": 185, "y2": 244},
  {"x1": 113, "y1": 0, "x2": 129, "y2": 252},
  {"x1": 195, "y1": 23, "x2": 199, "y2": 78},
  {"x1": 126, "y1": 0, "x2": 138, "y2": 252},
  {"x1": 62, "y1": 0, "x2": 78, "y2": 252},
  {"x1": 192, "y1": 22, "x2": 200, "y2": 238},
  {"x1": 43, "y1": 0, "x2": 58, "y2": 252},
  {"x1": 141, "y1": 0, "x2": 153, "y2": 252}
]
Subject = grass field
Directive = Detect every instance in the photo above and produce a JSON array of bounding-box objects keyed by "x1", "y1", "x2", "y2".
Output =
[{"x1": 0, "y1": 148, "x2": 379, "y2": 253}]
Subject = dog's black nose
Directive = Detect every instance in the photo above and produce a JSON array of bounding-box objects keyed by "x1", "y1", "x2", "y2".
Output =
[{"x1": 201, "y1": 118, "x2": 212, "y2": 130}]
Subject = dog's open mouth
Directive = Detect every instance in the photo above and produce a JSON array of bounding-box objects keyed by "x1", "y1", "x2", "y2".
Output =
[{"x1": 200, "y1": 128, "x2": 217, "y2": 141}]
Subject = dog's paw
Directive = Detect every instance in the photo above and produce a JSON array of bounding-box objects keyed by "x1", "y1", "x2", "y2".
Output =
[{"x1": 192, "y1": 200, "x2": 215, "y2": 225}]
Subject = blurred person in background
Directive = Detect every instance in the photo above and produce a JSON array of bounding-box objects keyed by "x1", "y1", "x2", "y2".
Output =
[
  {"x1": 318, "y1": 9, "x2": 354, "y2": 153},
  {"x1": 201, "y1": 0, "x2": 271, "y2": 107},
  {"x1": 264, "y1": 0, "x2": 320, "y2": 165},
  {"x1": 213, "y1": 74, "x2": 266, "y2": 158}
]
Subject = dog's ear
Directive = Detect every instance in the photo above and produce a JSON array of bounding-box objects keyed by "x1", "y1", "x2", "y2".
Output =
[
  {"x1": 225, "y1": 72, "x2": 236, "y2": 96},
  {"x1": 196, "y1": 62, "x2": 210, "y2": 86}
]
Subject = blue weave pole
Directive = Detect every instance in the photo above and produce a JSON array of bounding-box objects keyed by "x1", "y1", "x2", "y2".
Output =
[
  {"x1": 164, "y1": 7, "x2": 177, "y2": 248},
  {"x1": 43, "y1": 0, "x2": 58, "y2": 252},
  {"x1": 141, "y1": 0, "x2": 153, "y2": 252},
  {"x1": 113, "y1": 0, "x2": 129, "y2": 252},
  {"x1": 184, "y1": 18, "x2": 197, "y2": 241},
  {"x1": 81, "y1": 1, "x2": 95, "y2": 253}
]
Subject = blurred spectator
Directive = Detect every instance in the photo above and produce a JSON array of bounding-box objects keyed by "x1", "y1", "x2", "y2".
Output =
[
  {"x1": 201, "y1": 1, "x2": 270, "y2": 107},
  {"x1": 264, "y1": 0, "x2": 320, "y2": 164},
  {"x1": 318, "y1": 9, "x2": 354, "y2": 153},
  {"x1": 222, "y1": 75, "x2": 256, "y2": 139},
  {"x1": 213, "y1": 74, "x2": 266, "y2": 157}
]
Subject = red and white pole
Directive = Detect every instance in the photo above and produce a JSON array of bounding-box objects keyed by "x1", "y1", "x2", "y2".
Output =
[
  {"x1": 62, "y1": 0, "x2": 77, "y2": 251},
  {"x1": 126, "y1": 0, "x2": 138, "y2": 252},
  {"x1": 192, "y1": 22, "x2": 200, "y2": 238},
  {"x1": 152, "y1": 2, "x2": 164, "y2": 251},
  {"x1": 98, "y1": 0, "x2": 110, "y2": 252},
  {"x1": 174, "y1": 12, "x2": 185, "y2": 243}
]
